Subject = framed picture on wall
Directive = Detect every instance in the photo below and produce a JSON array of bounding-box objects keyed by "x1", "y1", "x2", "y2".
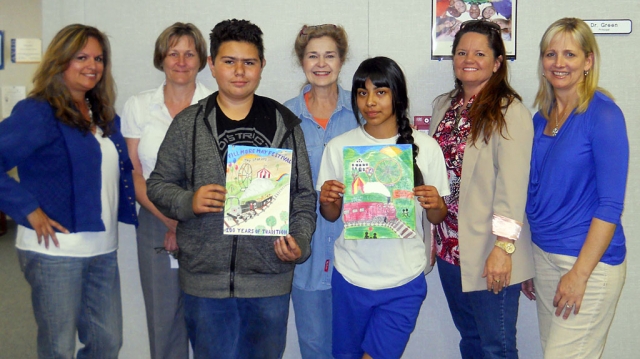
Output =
[{"x1": 431, "y1": 0, "x2": 517, "y2": 60}]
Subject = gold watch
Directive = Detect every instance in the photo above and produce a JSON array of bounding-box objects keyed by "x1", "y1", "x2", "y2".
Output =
[{"x1": 494, "y1": 240, "x2": 515, "y2": 254}]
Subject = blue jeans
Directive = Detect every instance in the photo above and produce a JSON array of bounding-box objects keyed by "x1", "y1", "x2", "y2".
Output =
[
  {"x1": 291, "y1": 286, "x2": 333, "y2": 359},
  {"x1": 18, "y1": 250, "x2": 122, "y2": 359},
  {"x1": 183, "y1": 293, "x2": 290, "y2": 359},
  {"x1": 437, "y1": 257, "x2": 520, "y2": 359}
]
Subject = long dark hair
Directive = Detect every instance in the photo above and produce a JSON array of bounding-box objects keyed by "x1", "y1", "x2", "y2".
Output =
[
  {"x1": 451, "y1": 20, "x2": 521, "y2": 145},
  {"x1": 30, "y1": 24, "x2": 115, "y2": 135},
  {"x1": 351, "y1": 57, "x2": 423, "y2": 186}
]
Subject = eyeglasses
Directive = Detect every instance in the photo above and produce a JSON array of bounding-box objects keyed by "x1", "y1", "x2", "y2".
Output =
[
  {"x1": 154, "y1": 247, "x2": 178, "y2": 259},
  {"x1": 299, "y1": 24, "x2": 337, "y2": 36}
]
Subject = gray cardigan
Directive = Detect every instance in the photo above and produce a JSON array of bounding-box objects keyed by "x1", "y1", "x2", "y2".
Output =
[{"x1": 147, "y1": 93, "x2": 317, "y2": 298}]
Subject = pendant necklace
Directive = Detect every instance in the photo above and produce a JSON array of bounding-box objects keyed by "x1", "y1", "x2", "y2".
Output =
[
  {"x1": 453, "y1": 101, "x2": 472, "y2": 135},
  {"x1": 85, "y1": 98, "x2": 93, "y2": 122},
  {"x1": 552, "y1": 105, "x2": 568, "y2": 137}
]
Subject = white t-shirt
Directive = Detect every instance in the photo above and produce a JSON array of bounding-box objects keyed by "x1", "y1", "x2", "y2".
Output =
[
  {"x1": 16, "y1": 127, "x2": 120, "y2": 257},
  {"x1": 316, "y1": 126, "x2": 450, "y2": 290},
  {"x1": 121, "y1": 81, "x2": 212, "y2": 179}
]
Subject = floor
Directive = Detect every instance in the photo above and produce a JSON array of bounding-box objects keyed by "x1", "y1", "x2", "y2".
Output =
[{"x1": 0, "y1": 220, "x2": 38, "y2": 358}]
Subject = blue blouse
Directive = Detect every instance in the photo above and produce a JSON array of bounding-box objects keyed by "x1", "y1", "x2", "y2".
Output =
[
  {"x1": 526, "y1": 92, "x2": 628, "y2": 265},
  {"x1": 0, "y1": 98, "x2": 138, "y2": 232},
  {"x1": 284, "y1": 84, "x2": 357, "y2": 291}
]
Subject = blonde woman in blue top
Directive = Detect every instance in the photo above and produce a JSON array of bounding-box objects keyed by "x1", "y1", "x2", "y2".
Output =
[
  {"x1": 283, "y1": 24, "x2": 356, "y2": 359},
  {"x1": 524, "y1": 18, "x2": 628, "y2": 358}
]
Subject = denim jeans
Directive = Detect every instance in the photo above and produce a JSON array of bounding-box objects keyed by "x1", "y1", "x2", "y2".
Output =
[
  {"x1": 183, "y1": 293, "x2": 290, "y2": 359},
  {"x1": 18, "y1": 250, "x2": 122, "y2": 359},
  {"x1": 437, "y1": 257, "x2": 520, "y2": 359},
  {"x1": 291, "y1": 286, "x2": 333, "y2": 359}
]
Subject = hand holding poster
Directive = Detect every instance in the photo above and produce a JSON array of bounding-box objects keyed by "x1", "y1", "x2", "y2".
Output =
[
  {"x1": 342, "y1": 144, "x2": 417, "y2": 239},
  {"x1": 223, "y1": 145, "x2": 292, "y2": 236}
]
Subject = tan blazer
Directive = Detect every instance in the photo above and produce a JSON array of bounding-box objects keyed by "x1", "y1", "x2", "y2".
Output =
[{"x1": 430, "y1": 94, "x2": 535, "y2": 292}]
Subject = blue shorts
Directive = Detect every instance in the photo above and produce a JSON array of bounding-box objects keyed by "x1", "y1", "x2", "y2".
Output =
[{"x1": 331, "y1": 269, "x2": 427, "y2": 359}]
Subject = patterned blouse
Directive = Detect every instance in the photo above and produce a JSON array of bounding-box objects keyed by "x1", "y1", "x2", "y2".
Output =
[{"x1": 432, "y1": 95, "x2": 474, "y2": 266}]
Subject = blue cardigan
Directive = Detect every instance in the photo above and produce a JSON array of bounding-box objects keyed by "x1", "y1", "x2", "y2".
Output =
[
  {"x1": 526, "y1": 92, "x2": 627, "y2": 265},
  {"x1": 0, "y1": 98, "x2": 137, "y2": 232}
]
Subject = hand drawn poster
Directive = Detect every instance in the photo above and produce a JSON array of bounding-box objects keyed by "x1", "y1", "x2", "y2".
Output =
[
  {"x1": 223, "y1": 145, "x2": 292, "y2": 236},
  {"x1": 343, "y1": 144, "x2": 416, "y2": 240}
]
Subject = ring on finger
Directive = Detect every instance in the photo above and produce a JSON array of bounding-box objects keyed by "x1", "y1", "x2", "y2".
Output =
[
  {"x1": 565, "y1": 303, "x2": 573, "y2": 308},
  {"x1": 494, "y1": 279, "x2": 501, "y2": 283}
]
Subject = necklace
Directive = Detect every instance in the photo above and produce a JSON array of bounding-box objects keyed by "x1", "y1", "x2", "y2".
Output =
[
  {"x1": 452, "y1": 101, "x2": 472, "y2": 135},
  {"x1": 552, "y1": 105, "x2": 568, "y2": 137},
  {"x1": 85, "y1": 98, "x2": 93, "y2": 120}
]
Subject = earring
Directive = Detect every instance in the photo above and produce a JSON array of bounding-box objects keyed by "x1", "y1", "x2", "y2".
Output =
[
  {"x1": 584, "y1": 70, "x2": 589, "y2": 76},
  {"x1": 542, "y1": 73, "x2": 546, "y2": 78}
]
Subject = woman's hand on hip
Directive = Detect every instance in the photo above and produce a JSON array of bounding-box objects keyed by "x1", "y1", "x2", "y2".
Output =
[
  {"x1": 26, "y1": 208, "x2": 69, "y2": 249},
  {"x1": 482, "y1": 245, "x2": 512, "y2": 294},
  {"x1": 553, "y1": 269, "x2": 588, "y2": 319}
]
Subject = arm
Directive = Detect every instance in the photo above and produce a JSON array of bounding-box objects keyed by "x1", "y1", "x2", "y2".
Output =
[
  {"x1": 554, "y1": 100, "x2": 628, "y2": 319},
  {"x1": 146, "y1": 114, "x2": 199, "y2": 222},
  {"x1": 554, "y1": 219, "x2": 615, "y2": 318},
  {"x1": 319, "y1": 180, "x2": 344, "y2": 222},
  {"x1": 121, "y1": 97, "x2": 180, "y2": 248},
  {"x1": 414, "y1": 185, "x2": 447, "y2": 224},
  {"x1": 280, "y1": 126, "x2": 317, "y2": 263},
  {"x1": 0, "y1": 100, "x2": 69, "y2": 247},
  {"x1": 125, "y1": 137, "x2": 178, "y2": 250},
  {"x1": 416, "y1": 131, "x2": 450, "y2": 224},
  {"x1": 483, "y1": 101, "x2": 533, "y2": 293}
]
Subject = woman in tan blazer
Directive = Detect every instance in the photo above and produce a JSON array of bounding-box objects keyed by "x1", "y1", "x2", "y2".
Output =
[{"x1": 428, "y1": 20, "x2": 534, "y2": 358}]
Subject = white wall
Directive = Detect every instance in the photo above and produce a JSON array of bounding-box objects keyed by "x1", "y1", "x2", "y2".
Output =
[
  {"x1": 29, "y1": 0, "x2": 640, "y2": 358},
  {"x1": 0, "y1": 0, "x2": 40, "y2": 96}
]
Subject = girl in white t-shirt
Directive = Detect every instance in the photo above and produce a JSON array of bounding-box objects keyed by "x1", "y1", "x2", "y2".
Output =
[{"x1": 317, "y1": 56, "x2": 450, "y2": 359}]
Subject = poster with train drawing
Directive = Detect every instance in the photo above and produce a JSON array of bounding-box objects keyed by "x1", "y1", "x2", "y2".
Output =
[
  {"x1": 342, "y1": 144, "x2": 417, "y2": 240},
  {"x1": 223, "y1": 145, "x2": 292, "y2": 236}
]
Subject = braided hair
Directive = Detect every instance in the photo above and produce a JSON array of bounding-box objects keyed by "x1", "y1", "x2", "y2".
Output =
[{"x1": 351, "y1": 57, "x2": 423, "y2": 186}]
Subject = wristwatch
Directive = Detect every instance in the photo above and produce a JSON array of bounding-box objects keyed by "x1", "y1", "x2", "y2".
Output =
[{"x1": 494, "y1": 240, "x2": 515, "y2": 254}]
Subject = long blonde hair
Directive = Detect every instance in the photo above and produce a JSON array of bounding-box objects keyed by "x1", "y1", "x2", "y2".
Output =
[
  {"x1": 534, "y1": 18, "x2": 612, "y2": 119},
  {"x1": 30, "y1": 24, "x2": 115, "y2": 135}
]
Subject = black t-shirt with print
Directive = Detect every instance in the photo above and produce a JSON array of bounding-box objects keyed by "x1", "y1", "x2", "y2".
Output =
[{"x1": 215, "y1": 94, "x2": 277, "y2": 165}]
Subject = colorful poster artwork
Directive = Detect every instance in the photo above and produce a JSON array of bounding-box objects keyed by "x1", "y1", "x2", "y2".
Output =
[
  {"x1": 223, "y1": 145, "x2": 292, "y2": 237},
  {"x1": 342, "y1": 144, "x2": 416, "y2": 240}
]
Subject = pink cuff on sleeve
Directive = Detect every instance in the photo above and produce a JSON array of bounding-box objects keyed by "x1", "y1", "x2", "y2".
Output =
[{"x1": 492, "y1": 214, "x2": 523, "y2": 240}]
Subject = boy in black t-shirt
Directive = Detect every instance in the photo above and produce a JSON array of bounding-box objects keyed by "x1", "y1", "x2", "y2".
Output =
[{"x1": 147, "y1": 19, "x2": 317, "y2": 358}]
